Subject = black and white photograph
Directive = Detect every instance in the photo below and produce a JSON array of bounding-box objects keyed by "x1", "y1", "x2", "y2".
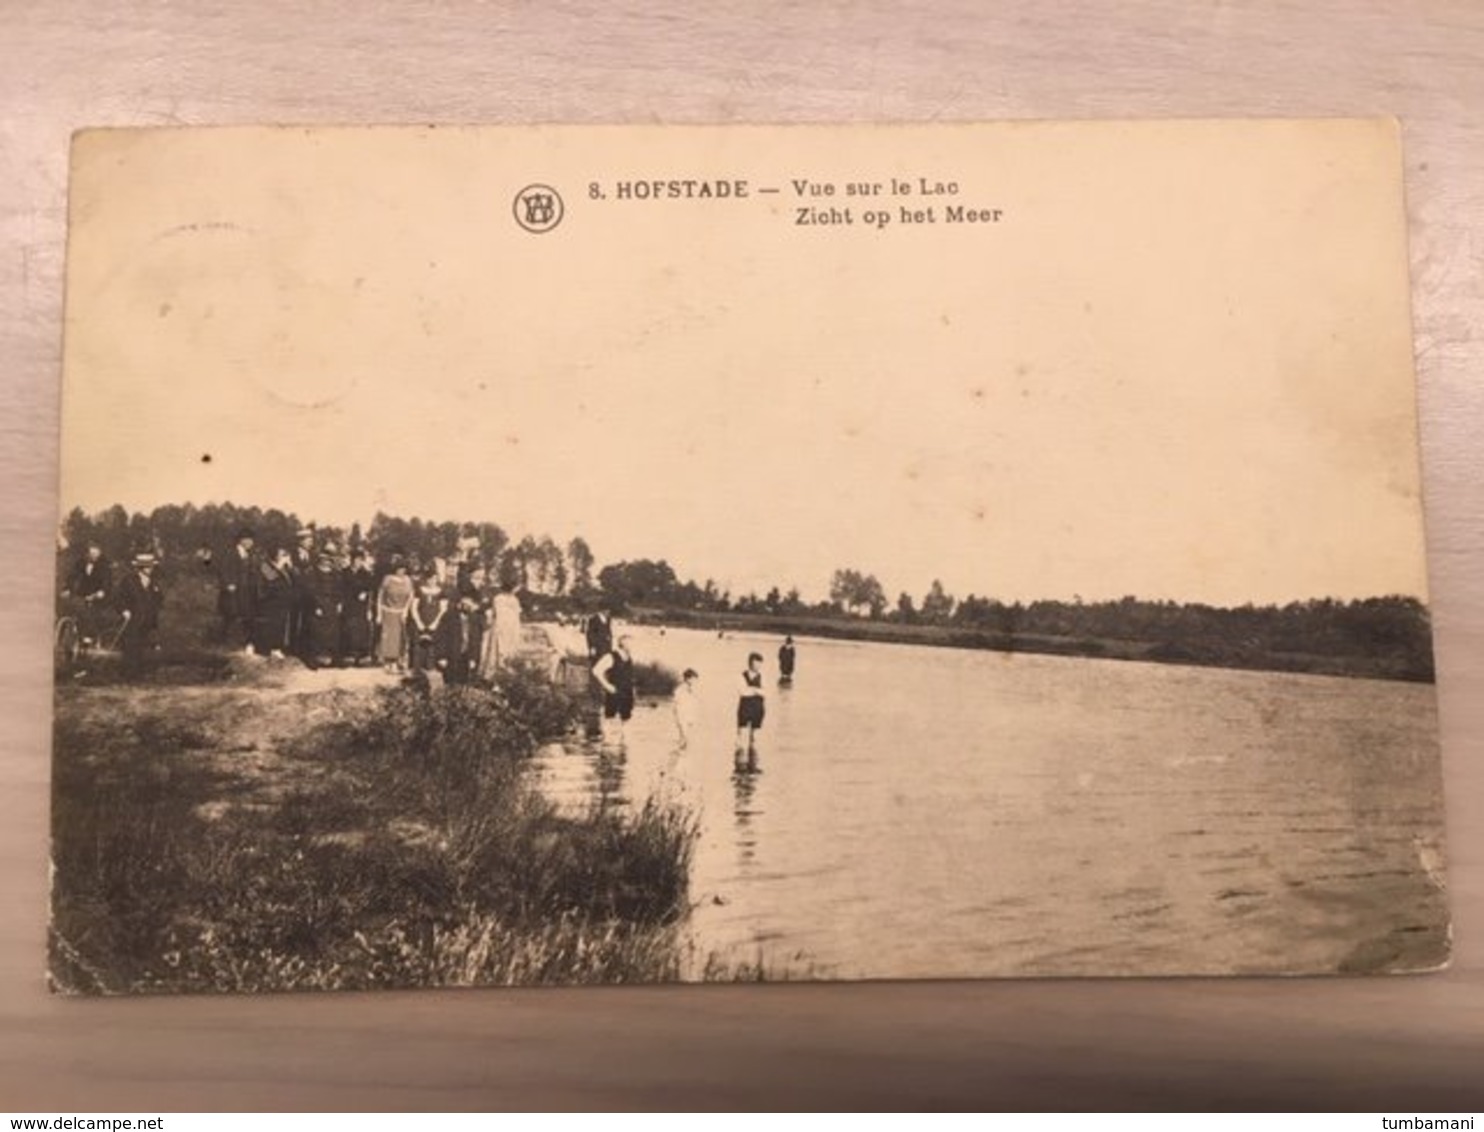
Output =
[{"x1": 48, "y1": 120, "x2": 1448, "y2": 994}]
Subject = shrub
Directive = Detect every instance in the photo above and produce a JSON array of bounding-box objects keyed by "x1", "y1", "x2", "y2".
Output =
[
  {"x1": 631, "y1": 660, "x2": 679, "y2": 697},
  {"x1": 50, "y1": 663, "x2": 702, "y2": 994}
]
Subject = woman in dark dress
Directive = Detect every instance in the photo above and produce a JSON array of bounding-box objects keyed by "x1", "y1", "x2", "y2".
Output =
[
  {"x1": 303, "y1": 552, "x2": 344, "y2": 669},
  {"x1": 452, "y1": 563, "x2": 489, "y2": 685},
  {"x1": 437, "y1": 571, "x2": 468, "y2": 683},
  {"x1": 253, "y1": 548, "x2": 295, "y2": 659},
  {"x1": 339, "y1": 549, "x2": 376, "y2": 665},
  {"x1": 408, "y1": 569, "x2": 448, "y2": 675}
]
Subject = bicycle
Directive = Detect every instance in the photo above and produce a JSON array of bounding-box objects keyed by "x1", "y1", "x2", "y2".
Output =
[{"x1": 54, "y1": 595, "x2": 125, "y2": 677}]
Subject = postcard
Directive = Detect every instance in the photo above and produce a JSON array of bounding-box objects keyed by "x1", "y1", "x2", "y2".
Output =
[{"x1": 49, "y1": 121, "x2": 1447, "y2": 992}]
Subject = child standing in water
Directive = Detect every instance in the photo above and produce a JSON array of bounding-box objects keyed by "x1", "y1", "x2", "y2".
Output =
[
  {"x1": 735, "y1": 652, "x2": 766, "y2": 773},
  {"x1": 672, "y1": 668, "x2": 700, "y2": 750}
]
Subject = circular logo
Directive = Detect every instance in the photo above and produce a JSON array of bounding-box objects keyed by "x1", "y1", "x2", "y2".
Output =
[{"x1": 513, "y1": 184, "x2": 564, "y2": 233}]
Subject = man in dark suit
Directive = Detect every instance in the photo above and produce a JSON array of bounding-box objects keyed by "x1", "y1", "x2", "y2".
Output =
[
  {"x1": 63, "y1": 542, "x2": 112, "y2": 645},
  {"x1": 585, "y1": 608, "x2": 614, "y2": 662},
  {"x1": 288, "y1": 524, "x2": 317, "y2": 659},
  {"x1": 217, "y1": 527, "x2": 258, "y2": 653},
  {"x1": 117, "y1": 552, "x2": 165, "y2": 677}
]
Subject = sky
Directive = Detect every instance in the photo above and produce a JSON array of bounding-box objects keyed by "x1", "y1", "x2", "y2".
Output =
[{"x1": 57, "y1": 121, "x2": 1430, "y2": 606}]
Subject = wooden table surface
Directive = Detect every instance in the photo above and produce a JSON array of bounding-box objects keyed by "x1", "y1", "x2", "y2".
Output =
[{"x1": 2, "y1": 0, "x2": 1482, "y2": 1111}]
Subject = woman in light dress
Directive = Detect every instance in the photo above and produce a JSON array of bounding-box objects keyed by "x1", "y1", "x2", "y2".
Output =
[
  {"x1": 376, "y1": 557, "x2": 414, "y2": 672},
  {"x1": 480, "y1": 581, "x2": 523, "y2": 677}
]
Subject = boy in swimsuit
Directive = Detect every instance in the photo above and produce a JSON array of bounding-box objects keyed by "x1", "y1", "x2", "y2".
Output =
[{"x1": 735, "y1": 652, "x2": 765, "y2": 773}]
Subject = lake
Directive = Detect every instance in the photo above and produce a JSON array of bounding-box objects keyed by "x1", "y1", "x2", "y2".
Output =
[{"x1": 530, "y1": 625, "x2": 1449, "y2": 979}]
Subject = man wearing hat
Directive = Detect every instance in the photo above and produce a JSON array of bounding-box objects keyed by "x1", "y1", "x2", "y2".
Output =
[
  {"x1": 117, "y1": 551, "x2": 165, "y2": 676},
  {"x1": 217, "y1": 527, "x2": 258, "y2": 654},
  {"x1": 63, "y1": 542, "x2": 113, "y2": 647},
  {"x1": 292, "y1": 524, "x2": 317, "y2": 571},
  {"x1": 288, "y1": 524, "x2": 316, "y2": 659}
]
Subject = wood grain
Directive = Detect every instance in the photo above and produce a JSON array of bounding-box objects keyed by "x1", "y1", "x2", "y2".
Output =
[{"x1": 2, "y1": 0, "x2": 1482, "y2": 1110}]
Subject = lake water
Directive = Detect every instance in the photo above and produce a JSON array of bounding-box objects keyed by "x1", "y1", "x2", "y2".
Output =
[{"x1": 530, "y1": 626, "x2": 1449, "y2": 979}]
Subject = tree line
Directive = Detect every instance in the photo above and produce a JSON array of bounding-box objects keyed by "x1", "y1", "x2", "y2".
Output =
[
  {"x1": 58, "y1": 502, "x2": 597, "y2": 599},
  {"x1": 583, "y1": 560, "x2": 1435, "y2": 680},
  {"x1": 57, "y1": 503, "x2": 1434, "y2": 679}
]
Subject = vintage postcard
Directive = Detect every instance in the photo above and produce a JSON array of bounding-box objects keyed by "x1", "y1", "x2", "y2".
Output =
[{"x1": 49, "y1": 121, "x2": 1447, "y2": 992}]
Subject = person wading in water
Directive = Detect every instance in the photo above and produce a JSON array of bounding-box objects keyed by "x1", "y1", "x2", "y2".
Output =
[
  {"x1": 778, "y1": 635, "x2": 797, "y2": 684},
  {"x1": 592, "y1": 634, "x2": 636, "y2": 748},
  {"x1": 735, "y1": 651, "x2": 766, "y2": 774},
  {"x1": 672, "y1": 668, "x2": 700, "y2": 750}
]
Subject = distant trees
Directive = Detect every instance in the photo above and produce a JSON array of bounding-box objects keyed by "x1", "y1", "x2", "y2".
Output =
[
  {"x1": 506, "y1": 536, "x2": 537, "y2": 592},
  {"x1": 732, "y1": 592, "x2": 764, "y2": 615},
  {"x1": 53, "y1": 499, "x2": 1437, "y2": 680},
  {"x1": 474, "y1": 523, "x2": 510, "y2": 563},
  {"x1": 596, "y1": 559, "x2": 683, "y2": 607},
  {"x1": 60, "y1": 502, "x2": 548, "y2": 595},
  {"x1": 363, "y1": 513, "x2": 512, "y2": 568},
  {"x1": 587, "y1": 561, "x2": 817, "y2": 617},
  {"x1": 896, "y1": 592, "x2": 918, "y2": 622},
  {"x1": 567, "y1": 537, "x2": 596, "y2": 597},
  {"x1": 538, "y1": 536, "x2": 569, "y2": 595},
  {"x1": 61, "y1": 502, "x2": 309, "y2": 569},
  {"x1": 920, "y1": 579, "x2": 955, "y2": 624},
  {"x1": 829, "y1": 568, "x2": 887, "y2": 618}
]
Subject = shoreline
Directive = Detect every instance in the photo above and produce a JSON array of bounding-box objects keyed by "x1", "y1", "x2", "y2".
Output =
[
  {"x1": 627, "y1": 607, "x2": 1435, "y2": 684},
  {"x1": 48, "y1": 658, "x2": 708, "y2": 994}
]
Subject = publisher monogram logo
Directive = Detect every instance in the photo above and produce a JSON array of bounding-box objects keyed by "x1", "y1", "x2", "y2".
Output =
[{"x1": 513, "y1": 184, "x2": 564, "y2": 233}]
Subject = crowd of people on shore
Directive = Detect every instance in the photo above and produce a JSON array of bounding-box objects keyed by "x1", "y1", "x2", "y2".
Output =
[
  {"x1": 215, "y1": 526, "x2": 525, "y2": 679},
  {"x1": 61, "y1": 527, "x2": 804, "y2": 774},
  {"x1": 59, "y1": 526, "x2": 531, "y2": 681}
]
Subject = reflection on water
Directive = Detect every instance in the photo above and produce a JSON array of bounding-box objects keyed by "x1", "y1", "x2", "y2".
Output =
[
  {"x1": 731, "y1": 769, "x2": 761, "y2": 875},
  {"x1": 529, "y1": 626, "x2": 1449, "y2": 979},
  {"x1": 594, "y1": 748, "x2": 626, "y2": 812}
]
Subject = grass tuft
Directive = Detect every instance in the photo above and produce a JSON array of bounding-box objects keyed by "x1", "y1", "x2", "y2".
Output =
[{"x1": 50, "y1": 663, "x2": 704, "y2": 994}]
